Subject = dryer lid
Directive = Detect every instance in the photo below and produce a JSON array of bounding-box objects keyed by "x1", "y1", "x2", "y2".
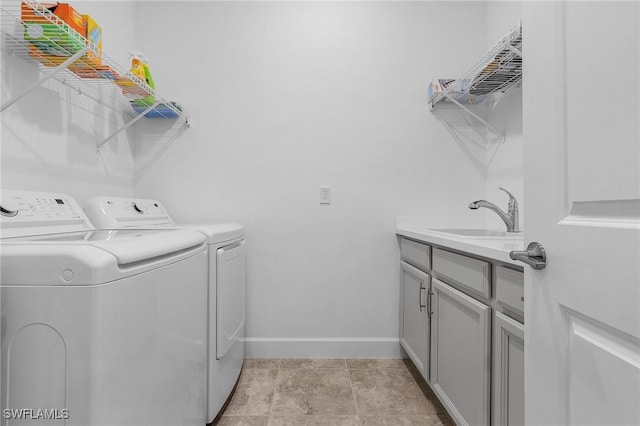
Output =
[
  {"x1": 89, "y1": 229, "x2": 205, "y2": 264},
  {"x1": 182, "y1": 222, "x2": 244, "y2": 244}
]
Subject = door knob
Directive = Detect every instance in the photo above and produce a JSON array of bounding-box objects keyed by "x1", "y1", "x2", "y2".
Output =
[{"x1": 510, "y1": 242, "x2": 546, "y2": 270}]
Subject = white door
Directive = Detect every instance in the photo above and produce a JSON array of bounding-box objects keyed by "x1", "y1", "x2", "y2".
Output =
[{"x1": 522, "y1": 2, "x2": 640, "y2": 425}]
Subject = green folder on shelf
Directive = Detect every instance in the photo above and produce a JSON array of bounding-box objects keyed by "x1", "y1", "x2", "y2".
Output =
[{"x1": 24, "y1": 22, "x2": 85, "y2": 57}]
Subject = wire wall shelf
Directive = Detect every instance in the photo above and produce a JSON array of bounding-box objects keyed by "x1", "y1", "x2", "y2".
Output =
[
  {"x1": 428, "y1": 24, "x2": 522, "y2": 143},
  {"x1": 0, "y1": 0, "x2": 190, "y2": 151}
]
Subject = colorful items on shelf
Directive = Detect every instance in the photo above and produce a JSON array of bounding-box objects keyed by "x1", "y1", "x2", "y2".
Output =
[
  {"x1": 82, "y1": 14, "x2": 102, "y2": 67},
  {"x1": 114, "y1": 53, "x2": 156, "y2": 104},
  {"x1": 73, "y1": 65, "x2": 119, "y2": 80},
  {"x1": 114, "y1": 78, "x2": 153, "y2": 96},
  {"x1": 21, "y1": 2, "x2": 84, "y2": 34},
  {"x1": 45, "y1": 2, "x2": 83, "y2": 33},
  {"x1": 24, "y1": 22, "x2": 84, "y2": 57},
  {"x1": 468, "y1": 27, "x2": 522, "y2": 96},
  {"x1": 428, "y1": 79, "x2": 455, "y2": 103},
  {"x1": 131, "y1": 102, "x2": 182, "y2": 118},
  {"x1": 18, "y1": 2, "x2": 184, "y2": 121},
  {"x1": 129, "y1": 54, "x2": 156, "y2": 107},
  {"x1": 129, "y1": 56, "x2": 145, "y2": 81},
  {"x1": 21, "y1": 2, "x2": 102, "y2": 70},
  {"x1": 428, "y1": 78, "x2": 487, "y2": 104}
]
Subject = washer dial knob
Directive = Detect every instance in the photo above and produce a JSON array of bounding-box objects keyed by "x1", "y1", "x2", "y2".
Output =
[{"x1": 0, "y1": 200, "x2": 19, "y2": 217}]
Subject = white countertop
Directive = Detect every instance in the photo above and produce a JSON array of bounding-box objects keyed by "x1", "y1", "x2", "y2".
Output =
[{"x1": 396, "y1": 227, "x2": 525, "y2": 266}]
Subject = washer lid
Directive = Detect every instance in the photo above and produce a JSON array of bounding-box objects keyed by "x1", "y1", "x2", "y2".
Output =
[
  {"x1": 1, "y1": 228, "x2": 207, "y2": 286},
  {"x1": 3, "y1": 228, "x2": 206, "y2": 265}
]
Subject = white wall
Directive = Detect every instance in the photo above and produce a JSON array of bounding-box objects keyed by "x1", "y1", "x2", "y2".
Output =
[
  {"x1": 133, "y1": 1, "x2": 492, "y2": 357},
  {"x1": 0, "y1": 1, "x2": 524, "y2": 358},
  {"x1": 1, "y1": 1, "x2": 137, "y2": 206}
]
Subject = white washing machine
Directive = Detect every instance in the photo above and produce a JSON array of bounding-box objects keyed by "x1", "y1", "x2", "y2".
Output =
[
  {"x1": 0, "y1": 190, "x2": 209, "y2": 426},
  {"x1": 85, "y1": 196, "x2": 246, "y2": 424}
]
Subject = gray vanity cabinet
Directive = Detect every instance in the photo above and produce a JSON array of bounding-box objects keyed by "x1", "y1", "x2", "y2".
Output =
[
  {"x1": 493, "y1": 312, "x2": 525, "y2": 426},
  {"x1": 397, "y1": 236, "x2": 524, "y2": 426},
  {"x1": 430, "y1": 278, "x2": 491, "y2": 426},
  {"x1": 400, "y1": 261, "x2": 430, "y2": 376},
  {"x1": 493, "y1": 266, "x2": 525, "y2": 426}
]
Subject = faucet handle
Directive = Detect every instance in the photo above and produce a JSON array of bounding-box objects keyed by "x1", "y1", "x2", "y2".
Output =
[
  {"x1": 498, "y1": 187, "x2": 518, "y2": 209},
  {"x1": 498, "y1": 187, "x2": 520, "y2": 232}
]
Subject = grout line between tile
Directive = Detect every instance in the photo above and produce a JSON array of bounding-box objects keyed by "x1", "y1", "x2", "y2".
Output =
[
  {"x1": 267, "y1": 361, "x2": 281, "y2": 419},
  {"x1": 346, "y1": 362, "x2": 360, "y2": 421}
]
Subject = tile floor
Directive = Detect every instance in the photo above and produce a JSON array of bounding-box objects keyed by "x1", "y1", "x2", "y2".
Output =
[{"x1": 214, "y1": 359, "x2": 454, "y2": 426}]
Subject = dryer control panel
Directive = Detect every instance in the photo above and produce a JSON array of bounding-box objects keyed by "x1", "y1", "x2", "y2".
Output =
[
  {"x1": 0, "y1": 190, "x2": 92, "y2": 237},
  {"x1": 85, "y1": 196, "x2": 174, "y2": 228}
]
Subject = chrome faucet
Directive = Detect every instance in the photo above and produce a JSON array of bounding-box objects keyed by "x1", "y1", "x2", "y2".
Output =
[{"x1": 469, "y1": 187, "x2": 520, "y2": 233}]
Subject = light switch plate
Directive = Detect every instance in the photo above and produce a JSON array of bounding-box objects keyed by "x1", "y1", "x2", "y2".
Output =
[{"x1": 320, "y1": 186, "x2": 331, "y2": 204}]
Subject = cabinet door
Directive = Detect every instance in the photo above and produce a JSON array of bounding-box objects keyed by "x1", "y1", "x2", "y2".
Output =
[
  {"x1": 493, "y1": 312, "x2": 524, "y2": 426},
  {"x1": 430, "y1": 278, "x2": 491, "y2": 426},
  {"x1": 400, "y1": 261, "x2": 430, "y2": 378}
]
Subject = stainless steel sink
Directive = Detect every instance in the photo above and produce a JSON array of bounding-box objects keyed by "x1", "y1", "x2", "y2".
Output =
[{"x1": 428, "y1": 228, "x2": 523, "y2": 239}]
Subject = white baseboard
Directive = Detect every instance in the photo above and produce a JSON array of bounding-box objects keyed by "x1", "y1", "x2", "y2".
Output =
[{"x1": 244, "y1": 337, "x2": 404, "y2": 359}]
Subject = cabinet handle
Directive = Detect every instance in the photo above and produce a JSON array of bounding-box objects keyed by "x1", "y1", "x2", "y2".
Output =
[
  {"x1": 419, "y1": 282, "x2": 426, "y2": 311},
  {"x1": 427, "y1": 289, "x2": 434, "y2": 317}
]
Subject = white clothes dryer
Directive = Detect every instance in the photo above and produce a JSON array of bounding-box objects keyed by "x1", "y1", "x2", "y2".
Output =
[
  {"x1": 0, "y1": 190, "x2": 209, "y2": 426},
  {"x1": 85, "y1": 196, "x2": 246, "y2": 424}
]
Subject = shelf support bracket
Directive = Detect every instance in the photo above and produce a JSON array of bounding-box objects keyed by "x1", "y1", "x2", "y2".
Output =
[
  {"x1": 442, "y1": 93, "x2": 505, "y2": 143},
  {"x1": 506, "y1": 44, "x2": 522, "y2": 58},
  {"x1": 97, "y1": 100, "x2": 161, "y2": 150},
  {"x1": 1, "y1": 46, "x2": 89, "y2": 112}
]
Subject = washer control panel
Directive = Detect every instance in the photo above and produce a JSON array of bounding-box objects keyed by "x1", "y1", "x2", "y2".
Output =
[
  {"x1": 85, "y1": 196, "x2": 174, "y2": 228},
  {"x1": 0, "y1": 191, "x2": 84, "y2": 221},
  {"x1": 0, "y1": 190, "x2": 91, "y2": 235}
]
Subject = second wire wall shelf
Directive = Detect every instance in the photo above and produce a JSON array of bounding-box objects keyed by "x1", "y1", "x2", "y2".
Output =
[
  {"x1": 0, "y1": 0, "x2": 190, "y2": 150},
  {"x1": 428, "y1": 23, "x2": 522, "y2": 143}
]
